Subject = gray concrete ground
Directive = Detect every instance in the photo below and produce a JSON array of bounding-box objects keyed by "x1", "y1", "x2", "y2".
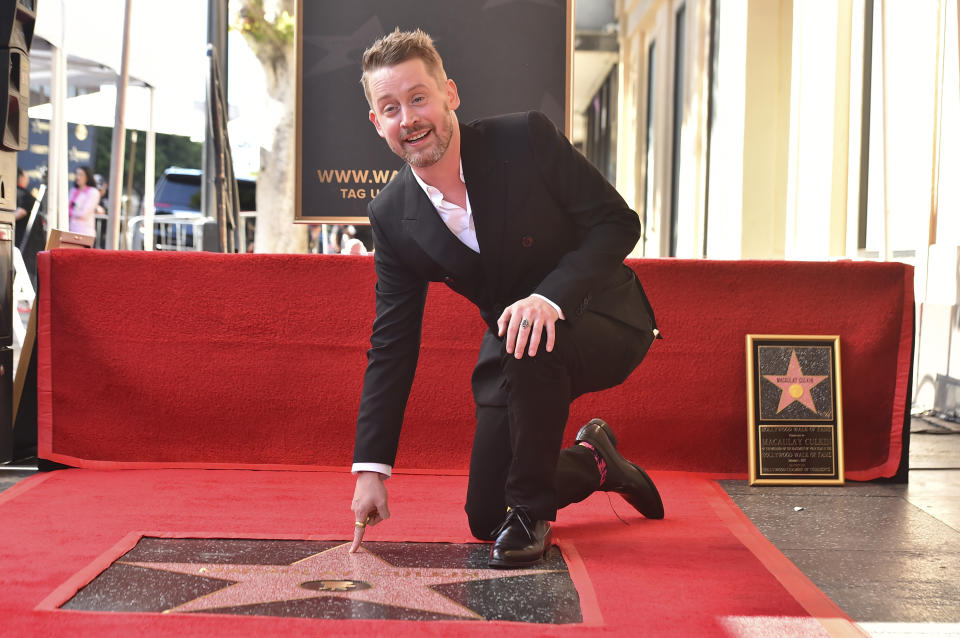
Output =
[
  {"x1": 724, "y1": 423, "x2": 960, "y2": 636},
  {"x1": 2, "y1": 420, "x2": 958, "y2": 635}
]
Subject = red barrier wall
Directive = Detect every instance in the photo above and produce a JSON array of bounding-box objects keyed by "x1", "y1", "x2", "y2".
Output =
[{"x1": 36, "y1": 251, "x2": 913, "y2": 479}]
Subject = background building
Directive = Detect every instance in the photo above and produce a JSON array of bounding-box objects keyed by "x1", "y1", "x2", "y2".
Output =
[{"x1": 575, "y1": 0, "x2": 959, "y2": 414}]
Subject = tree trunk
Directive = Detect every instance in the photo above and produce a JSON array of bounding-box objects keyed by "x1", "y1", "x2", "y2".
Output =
[
  {"x1": 236, "y1": 0, "x2": 306, "y2": 253},
  {"x1": 254, "y1": 67, "x2": 306, "y2": 253}
]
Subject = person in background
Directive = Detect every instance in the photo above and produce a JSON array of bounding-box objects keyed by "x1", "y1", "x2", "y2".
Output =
[
  {"x1": 93, "y1": 174, "x2": 109, "y2": 247},
  {"x1": 15, "y1": 168, "x2": 44, "y2": 290},
  {"x1": 14, "y1": 168, "x2": 35, "y2": 242},
  {"x1": 94, "y1": 174, "x2": 108, "y2": 215},
  {"x1": 326, "y1": 224, "x2": 342, "y2": 254},
  {"x1": 68, "y1": 166, "x2": 99, "y2": 237},
  {"x1": 339, "y1": 224, "x2": 368, "y2": 255}
]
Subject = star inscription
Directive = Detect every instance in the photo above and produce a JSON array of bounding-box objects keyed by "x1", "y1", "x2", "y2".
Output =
[
  {"x1": 763, "y1": 350, "x2": 828, "y2": 414},
  {"x1": 121, "y1": 542, "x2": 556, "y2": 618}
]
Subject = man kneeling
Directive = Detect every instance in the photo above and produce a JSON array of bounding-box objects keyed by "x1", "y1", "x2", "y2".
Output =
[{"x1": 349, "y1": 28, "x2": 664, "y2": 568}]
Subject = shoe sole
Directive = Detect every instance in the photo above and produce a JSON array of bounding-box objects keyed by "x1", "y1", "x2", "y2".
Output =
[{"x1": 623, "y1": 462, "x2": 664, "y2": 519}]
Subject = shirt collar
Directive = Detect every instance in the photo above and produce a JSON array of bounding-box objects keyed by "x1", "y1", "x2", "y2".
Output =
[{"x1": 411, "y1": 160, "x2": 466, "y2": 208}]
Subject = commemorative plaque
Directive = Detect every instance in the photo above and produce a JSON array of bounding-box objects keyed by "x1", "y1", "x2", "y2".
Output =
[{"x1": 746, "y1": 335, "x2": 845, "y2": 485}]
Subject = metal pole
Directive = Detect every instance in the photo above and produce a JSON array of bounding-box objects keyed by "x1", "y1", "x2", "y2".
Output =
[
  {"x1": 856, "y1": 0, "x2": 874, "y2": 255},
  {"x1": 203, "y1": 0, "x2": 228, "y2": 233},
  {"x1": 143, "y1": 87, "x2": 156, "y2": 251},
  {"x1": 879, "y1": 0, "x2": 891, "y2": 262},
  {"x1": 49, "y1": 0, "x2": 68, "y2": 235},
  {"x1": 49, "y1": 43, "x2": 67, "y2": 233},
  {"x1": 123, "y1": 129, "x2": 137, "y2": 247},
  {"x1": 106, "y1": 0, "x2": 133, "y2": 250},
  {"x1": 927, "y1": 0, "x2": 946, "y2": 248}
]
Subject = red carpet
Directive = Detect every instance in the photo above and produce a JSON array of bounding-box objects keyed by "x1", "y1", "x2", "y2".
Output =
[
  {"x1": 15, "y1": 252, "x2": 903, "y2": 634},
  {"x1": 36, "y1": 252, "x2": 912, "y2": 479},
  {"x1": 0, "y1": 469, "x2": 863, "y2": 637}
]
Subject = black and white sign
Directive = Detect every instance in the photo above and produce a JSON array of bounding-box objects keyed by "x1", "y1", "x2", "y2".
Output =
[{"x1": 296, "y1": 0, "x2": 571, "y2": 222}]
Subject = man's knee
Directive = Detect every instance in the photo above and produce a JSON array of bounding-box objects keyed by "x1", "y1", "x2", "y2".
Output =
[
  {"x1": 498, "y1": 340, "x2": 568, "y2": 384},
  {"x1": 465, "y1": 503, "x2": 503, "y2": 541}
]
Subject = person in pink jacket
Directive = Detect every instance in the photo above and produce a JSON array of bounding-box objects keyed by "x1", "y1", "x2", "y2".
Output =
[{"x1": 68, "y1": 166, "x2": 100, "y2": 237}]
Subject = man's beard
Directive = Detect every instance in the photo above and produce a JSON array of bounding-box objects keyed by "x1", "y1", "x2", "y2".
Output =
[{"x1": 398, "y1": 104, "x2": 454, "y2": 168}]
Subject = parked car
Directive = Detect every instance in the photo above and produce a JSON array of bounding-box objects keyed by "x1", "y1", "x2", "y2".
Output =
[
  {"x1": 128, "y1": 167, "x2": 256, "y2": 251},
  {"x1": 153, "y1": 167, "x2": 205, "y2": 216}
]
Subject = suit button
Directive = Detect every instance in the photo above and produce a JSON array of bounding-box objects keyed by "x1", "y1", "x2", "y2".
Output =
[
  {"x1": 443, "y1": 276, "x2": 455, "y2": 285},
  {"x1": 521, "y1": 235, "x2": 534, "y2": 248}
]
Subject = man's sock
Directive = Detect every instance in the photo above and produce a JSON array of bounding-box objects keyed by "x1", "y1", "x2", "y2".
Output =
[{"x1": 577, "y1": 441, "x2": 607, "y2": 486}]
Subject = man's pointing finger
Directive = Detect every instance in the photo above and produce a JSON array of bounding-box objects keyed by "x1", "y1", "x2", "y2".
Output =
[{"x1": 349, "y1": 519, "x2": 367, "y2": 553}]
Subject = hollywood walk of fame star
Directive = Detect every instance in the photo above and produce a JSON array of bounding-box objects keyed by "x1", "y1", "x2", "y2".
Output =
[
  {"x1": 763, "y1": 350, "x2": 828, "y2": 414},
  {"x1": 121, "y1": 542, "x2": 558, "y2": 618}
]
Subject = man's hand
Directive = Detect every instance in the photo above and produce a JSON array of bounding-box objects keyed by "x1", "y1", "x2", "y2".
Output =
[
  {"x1": 350, "y1": 471, "x2": 390, "y2": 552},
  {"x1": 497, "y1": 295, "x2": 560, "y2": 359}
]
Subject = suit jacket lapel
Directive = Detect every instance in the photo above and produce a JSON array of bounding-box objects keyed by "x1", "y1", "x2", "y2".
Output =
[
  {"x1": 460, "y1": 122, "x2": 508, "y2": 306},
  {"x1": 398, "y1": 165, "x2": 481, "y2": 280}
]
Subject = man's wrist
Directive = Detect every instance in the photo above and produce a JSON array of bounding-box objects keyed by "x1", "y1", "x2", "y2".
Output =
[
  {"x1": 531, "y1": 293, "x2": 565, "y2": 320},
  {"x1": 352, "y1": 462, "x2": 392, "y2": 478}
]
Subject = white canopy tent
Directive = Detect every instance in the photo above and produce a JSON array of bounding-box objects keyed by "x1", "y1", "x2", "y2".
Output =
[
  {"x1": 30, "y1": 1, "x2": 203, "y2": 242},
  {"x1": 27, "y1": 0, "x2": 268, "y2": 246}
]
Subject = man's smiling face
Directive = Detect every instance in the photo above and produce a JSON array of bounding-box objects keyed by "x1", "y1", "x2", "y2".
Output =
[{"x1": 367, "y1": 57, "x2": 459, "y2": 168}]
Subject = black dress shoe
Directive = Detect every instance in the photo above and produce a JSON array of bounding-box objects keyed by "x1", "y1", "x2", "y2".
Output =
[
  {"x1": 576, "y1": 418, "x2": 665, "y2": 519},
  {"x1": 488, "y1": 507, "x2": 553, "y2": 568}
]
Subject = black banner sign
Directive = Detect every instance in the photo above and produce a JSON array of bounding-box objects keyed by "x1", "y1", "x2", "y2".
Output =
[{"x1": 296, "y1": 0, "x2": 571, "y2": 222}]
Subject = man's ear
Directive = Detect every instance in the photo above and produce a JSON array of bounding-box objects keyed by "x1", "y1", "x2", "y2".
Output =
[
  {"x1": 369, "y1": 110, "x2": 385, "y2": 138},
  {"x1": 446, "y1": 78, "x2": 461, "y2": 111}
]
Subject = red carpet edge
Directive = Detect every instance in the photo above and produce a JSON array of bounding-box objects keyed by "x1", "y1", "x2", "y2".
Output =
[{"x1": 700, "y1": 478, "x2": 868, "y2": 638}]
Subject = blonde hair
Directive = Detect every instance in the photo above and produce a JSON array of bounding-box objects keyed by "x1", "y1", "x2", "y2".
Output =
[{"x1": 361, "y1": 28, "x2": 447, "y2": 106}]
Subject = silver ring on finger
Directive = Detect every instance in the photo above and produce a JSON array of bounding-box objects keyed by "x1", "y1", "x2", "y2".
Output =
[{"x1": 520, "y1": 319, "x2": 530, "y2": 329}]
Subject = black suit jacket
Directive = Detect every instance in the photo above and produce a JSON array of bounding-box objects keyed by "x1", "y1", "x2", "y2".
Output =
[{"x1": 354, "y1": 111, "x2": 656, "y2": 466}]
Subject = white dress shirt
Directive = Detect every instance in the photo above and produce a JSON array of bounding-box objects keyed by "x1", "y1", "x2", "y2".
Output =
[{"x1": 412, "y1": 163, "x2": 480, "y2": 252}]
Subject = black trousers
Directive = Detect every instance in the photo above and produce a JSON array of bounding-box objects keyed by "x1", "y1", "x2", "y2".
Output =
[{"x1": 465, "y1": 311, "x2": 655, "y2": 540}]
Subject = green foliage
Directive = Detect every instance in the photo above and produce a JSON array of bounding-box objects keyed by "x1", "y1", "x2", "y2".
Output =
[
  {"x1": 232, "y1": 0, "x2": 294, "y2": 48},
  {"x1": 92, "y1": 126, "x2": 202, "y2": 198}
]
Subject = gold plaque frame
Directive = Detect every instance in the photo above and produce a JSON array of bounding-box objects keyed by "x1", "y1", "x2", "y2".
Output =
[{"x1": 746, "y1": 335, "x2": 845, "y2": 485}]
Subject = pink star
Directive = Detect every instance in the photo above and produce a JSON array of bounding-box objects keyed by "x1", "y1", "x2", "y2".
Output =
[
  {"x1": 122, "y1": 542, "x2": 556, "y2": 618},
  {"x1": 763, "y1": 350, "x2": 828, "y2": 414}
]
